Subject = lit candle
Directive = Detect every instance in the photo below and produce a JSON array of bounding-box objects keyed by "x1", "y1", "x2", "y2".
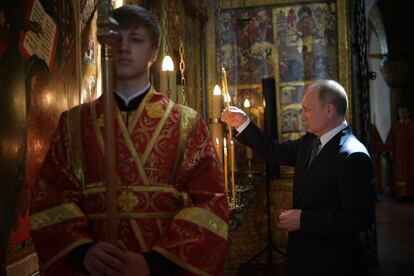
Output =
[
  {"x1": 210, "y1": 123, "x2": 223, "y2": 164},
  {"x1": 210, "y1": 84, "x2": 223, "y2": 164},
  {"x1": 223, "y1": 138, "x2": 228, "y2": 195},
  {"x1": 243, "y1": 98, "x2": 253, "y2": 160},
  {"x1": 243, "y1": 98, "x2": 251, "y2": 113},
  {"x1": 222, "y1": 67, "x2": 234, "y2": 205},
  {"x1": 212, "y1": 84, "x2": 222, "y2": 119},
  {"x1": 230, "y1": 139, "x2": 236, "y2": 207},
  {"x1": 160, "y1": 55, "x2": 177, "y2": 101}
]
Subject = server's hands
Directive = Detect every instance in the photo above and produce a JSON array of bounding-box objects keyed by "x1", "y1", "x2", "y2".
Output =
[{"x1": 84, "y1": 242, "x2": 150, "y2": 276}]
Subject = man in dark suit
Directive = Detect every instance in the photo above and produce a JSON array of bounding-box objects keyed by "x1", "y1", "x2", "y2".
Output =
[{"x1": 221, "y1": 80, "x2": 375, "y2": 275}]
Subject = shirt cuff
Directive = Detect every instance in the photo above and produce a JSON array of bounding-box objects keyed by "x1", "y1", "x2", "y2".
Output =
[
  {"x1": 68, "y1": 242, "x2": 95, "y2": 272},
  {"x1": 235, "y1": 117, "x2": 251, "y2": 134},
  {"x1": 142, "y1": 251, "x2": 183, "y2": 275}
]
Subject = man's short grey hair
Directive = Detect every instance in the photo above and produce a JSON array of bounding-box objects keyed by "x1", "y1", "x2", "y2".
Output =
[{"x1": 309, "y1": 80, "x2": 348, "y2": 117}]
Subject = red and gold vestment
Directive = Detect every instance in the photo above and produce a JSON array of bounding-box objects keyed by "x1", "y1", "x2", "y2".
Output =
[{"x1": 30, "y1": 89, "x2": 229, "y2": 275}]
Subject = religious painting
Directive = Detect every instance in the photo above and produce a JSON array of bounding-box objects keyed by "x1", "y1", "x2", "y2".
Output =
[
  {"x1": 81, "y1": 7, "x2": 99, "y2": 103},
  {"x1": 274, "y1": 3, "x2": 338, "y2": 82},
  {"x1": 215, "y1": 0, "x2": 349, "y2": 142},
  {"x1": 216, "y1": 7, "x2": 276, "y2": 86},
  {"x1": 273, "y1": 1, "x2": 345, "y2": 141}
]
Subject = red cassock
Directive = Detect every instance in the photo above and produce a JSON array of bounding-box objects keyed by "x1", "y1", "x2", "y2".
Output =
[
  {"x1": 387, "y1": 120, "x2": 414, "y2": 197},
  {"x1": 30, "y1": 89, "x2": 229, "y2": 275}
]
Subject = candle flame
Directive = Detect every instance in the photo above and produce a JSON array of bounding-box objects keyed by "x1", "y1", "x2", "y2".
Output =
[
  {"x1": 162, "y1": 55, "x2": 174, "y2": 71},
  {"x1": 213, "y1": 84, "x2": 222, "y2": 95},
  {"x1": 243, "y1": 98, "x2": 251, "y2": 108},
  {"x1": 223, "y1": 93, "x2": 231, "y2": 104}
]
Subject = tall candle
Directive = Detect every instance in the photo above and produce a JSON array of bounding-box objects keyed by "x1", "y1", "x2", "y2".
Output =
[
  {"x1": 230, "y1": 139, "x2": 236, "y2": 207},
  {"x1": 223, "y1": 138, "x2": 228, "y2": 195},
  {"x1": 212, "y1": 84, "x2": 222, "y2": 118},
  {"x1": 210, "y1": 123, "x2": 223, "y2": 164},
  {"x1": 215, "y1": 138, "x2": 220, "y2": 159}
]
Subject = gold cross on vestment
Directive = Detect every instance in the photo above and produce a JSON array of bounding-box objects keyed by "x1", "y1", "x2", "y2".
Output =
[{"x1": 118, "y1": 191, "x2": 139, "y2": 212}]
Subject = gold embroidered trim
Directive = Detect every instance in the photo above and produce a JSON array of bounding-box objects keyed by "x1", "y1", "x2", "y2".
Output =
[
  {"x1": 67, "y1": 105, "x2": 85, "y2": 187},
  {"x1": 117, "y1": 96, "x2": 173, "y2": 186},
  {"x1": 87, "y1": 212, "x2": 177, "y2": 220},
  {"x1": 83, "y1": 185, "x2": 178, "y2": 195},
  {"x1": 145, "y1": 102, "x2": 165, "y2": 119},
  {"x1": 152, "y1": 246, "x2": 211, "y2": 276},
  {"x1": 129, "y1": 219, "x2": 149, "y2": 251},
  {"x1": 43, "y1": 238, "x2": 94, "y2": 272},
  {"x1": 30, "y1": 203, "x2": 85, "y2": 231},
  {"x1": 118, "y1": 191, "x2": 140, "y2": 212},
  {"x1": 172, "y1": 105, "x2": 197, "y2": 182},
  {"x1": 127, "y1": 87, "x2": 155, "y2": 133},
  {"x1": 174, "y1": 207, "x2": 228, "y2": 240},
  {"x1": 116, "y1": 105, "x2": 150, "y2": 185},
  {"x1": 142, "y1": 100, "x2": 174, "y2": 164},
  {"x1": 90, "y1": 101, "x2": 105, "y2": 155},
  {"x1": 84, "y1": 181, "x2": 173, "y2": 187}
]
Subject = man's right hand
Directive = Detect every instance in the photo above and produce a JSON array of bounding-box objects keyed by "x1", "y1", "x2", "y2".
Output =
[{"x1": 220, "y1": 106, "x2": 248, "y2": 129}]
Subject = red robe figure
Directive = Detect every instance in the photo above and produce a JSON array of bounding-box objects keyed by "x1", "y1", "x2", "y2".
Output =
[
  {"x1": 386, "y1": 107, "x2": 414, "y2": 198},
  {"x1": 30, "y1": 5, "x2": 228, "y2": 276}
]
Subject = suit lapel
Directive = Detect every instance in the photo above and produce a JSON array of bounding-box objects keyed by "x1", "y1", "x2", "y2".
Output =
[{"x1": 293, "y1": 127, "x2": 351, "y2": 206}]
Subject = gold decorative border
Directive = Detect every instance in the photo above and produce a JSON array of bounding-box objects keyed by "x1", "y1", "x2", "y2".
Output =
[
  {"x1": 83, "y1": 184, "x2": 178, "y2": 195},
  {"x1": 87, "y1": 212, "x2": 178, "y2": 220},
  {"x1": 30, "y1": 203, "x2": 85, "y2": 231},
  {"x1": 67, "y1": 105, "x2": 85, "y2": 186},
  {"x1": 141, "y1": 100, "x2": 174, "y2": 164},
  {"x1": 174, "y1": 207, "x2": 228, "y2": 240}
]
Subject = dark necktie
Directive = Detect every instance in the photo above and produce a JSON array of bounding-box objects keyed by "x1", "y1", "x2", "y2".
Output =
[{"x1": 307, "y1": 138, "x2": 321, "y2": 168}]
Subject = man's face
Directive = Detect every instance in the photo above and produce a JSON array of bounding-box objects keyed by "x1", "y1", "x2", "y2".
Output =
[
  {"x1": 113, "y1": 26, "x2": 158, "y2": 81},
  {"x1": 301, "y1": 87, "x2": 329, "y2": 137}
]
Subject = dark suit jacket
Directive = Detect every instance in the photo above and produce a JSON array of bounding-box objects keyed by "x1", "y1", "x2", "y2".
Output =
[{"x1": 237, "y1": 123, "x2": 375, "y2": 276}]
